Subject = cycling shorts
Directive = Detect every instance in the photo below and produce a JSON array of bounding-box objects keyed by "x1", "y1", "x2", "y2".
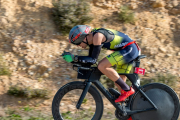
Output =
[{"x1": 106, "y1": 44, "x2": 139, "y2": 73}]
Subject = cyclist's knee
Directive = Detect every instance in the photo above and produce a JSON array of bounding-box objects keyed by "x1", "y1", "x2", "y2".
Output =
[
  {"x1": 98, "y1": 58, "x2": 112, "y2": 71},
  {"x1": 98, "y1": 62, "x2": 108, "y2": 71},
  {"x1": 98, "y1": 63, "x2": 105, "y2": 71}
]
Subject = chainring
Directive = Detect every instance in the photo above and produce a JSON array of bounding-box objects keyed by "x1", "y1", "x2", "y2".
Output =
[{"x1": 115, "y1": 110, "x2": 129, "y2": 120}]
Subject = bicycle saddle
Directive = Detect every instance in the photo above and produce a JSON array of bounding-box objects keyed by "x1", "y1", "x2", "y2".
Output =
[{"x1": 134, "y1": 55, "x2": 146, "y2": 61}]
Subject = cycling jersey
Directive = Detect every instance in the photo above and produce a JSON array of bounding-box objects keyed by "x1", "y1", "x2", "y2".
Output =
[
  {"x1": 92, "y1": 28, "x2": 139, "y2": 73},
  {"x1": 91, "y1": 28, "x2": 134, "y2": 50}
]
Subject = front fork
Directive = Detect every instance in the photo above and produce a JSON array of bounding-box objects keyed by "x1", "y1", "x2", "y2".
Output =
[{"x1": 76, "y1": 81, "x2": 91, "y2": 109}]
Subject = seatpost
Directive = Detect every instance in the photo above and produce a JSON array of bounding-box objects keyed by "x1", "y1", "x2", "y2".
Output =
[
  {"x1": 133, "y1": 60, "x2": 140, "y2": 71},
  {"x1": 131, "y1": 60, "x2": 141, "y2": 91}
]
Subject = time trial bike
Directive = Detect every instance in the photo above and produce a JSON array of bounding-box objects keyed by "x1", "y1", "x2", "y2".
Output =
[{"x1": 52, "y1": 54, "x2": 180, "y2": 120}]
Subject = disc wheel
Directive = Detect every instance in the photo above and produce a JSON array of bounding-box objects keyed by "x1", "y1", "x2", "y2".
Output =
[
  {"x1": 52, "y1": 81, "x2": 104, "y2": 120},
  {"x1": 131, "y1": 83, "x2": 180, "y2": 120}
]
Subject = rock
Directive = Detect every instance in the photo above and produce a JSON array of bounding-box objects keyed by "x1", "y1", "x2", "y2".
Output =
[
  {"x1": 12, "y1": 40, "x2": 20, "y2": 47},
  {"x1": 24, "y1": 44, "x2": 31, "y2": 49},
  {"x1": 21, "y1": 67, "x2": 27, "y2": 71},
  {"x1": 159, "y1": 47, "x2": 166, "y2": 53},
  {"x1": 112, "y1": 0, "x2": 118, "y2": 2},
  {"x1": 107, "y1": 1, "x2": 112, "y2": 5},
  {"x1": 12, "y1": 62, "x2": 18, "y2": 66},
  {"x1": 172, "y1": 0, "x2": 179, "y2": 7},
  {"x1": 70, "y1": 71, "x2": 77, "y2": 78},
  {"x1": 42, "y1": 73, "x2": 49, "y2": 78},
  {"x1": 25, "y1": 40, "x2": 31, "y2": 43},
  {"x1": 33, "y1": 59, "x2": 38, "y2": 64},
  {"x1": 1, "y1": 17, "x2": 8, "y2": 25},
  {"x1": 19, "y1": 53, "x2": 24, "y2": 57},
  {"x1": 57, "y1": 82, "x2": 61, "y2": 84},
  {"x1": 12, "y1": 47, "x2": 18, "y2": 53},
  {"x1": 25, "y1": 58, "x2": 33, "y2": 65},
  {"x1": 42, "y1": 100, "x2": 51, "y2": 106},
  {"x1": 152, "y1": 0, "x2": 166, "y2": 8},
  {"x1": 28, "y1": 71, "x2": 34, "y2": 76},
  {"x1": 48, "y1": 55, "x2": 53, "y2": 58},
  {"x1": 176, "y1": 19, "x2": 180, "y2": 29},
  {"x1": 165, "y1": 3, "x2": 173, "y2": 9},
  {"x1": 115, "y1": 2, "x2": 121, "y2": 8},
  {"x1": 129, "y1": 3, "x2": 138, "y2": 10},
  {"x1": 169, "y1": 8, "x2": 180, "y2": 15},
  {"x1": 47, "y1": 68, "x2": 52, "y2": 73},
  {"x1": 151, "y1": 68, "x2": 156, "y2": 73},
  {"x1": 178, "y1": 52, "x2": 180, "y2": 56},
  {"x1": 167, "y1": 54, "x2": 172, "y2": 57},
  {"x1": 28, "y1": 65, "x2": 37, "y2": 71},
  {"x1": 19, "y1": 61, "x2": 26, "y2": 67},
  {"x1": 50, "y1": 39, "x2": 59, "y2": 43},
  {"x1": 37, "y1": 64, "x2": 48, "y2": 74}
]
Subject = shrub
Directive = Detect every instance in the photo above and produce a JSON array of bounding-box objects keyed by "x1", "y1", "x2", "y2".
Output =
[
  {"x1": 141, "y1": 73, "x2": 178, "y2": 89},
  {"x1": 52, "y1": 0, "x2": 93, "y2": 34},
  {"x1": 118, "y1": 6, "x2": 135, "y2": 24},
  {"x1": 0, "y1": 53, "x2": 11, "y2": 76},
  {"x1": 8, "y1": 85, "x2": 50, "y2": 99}
]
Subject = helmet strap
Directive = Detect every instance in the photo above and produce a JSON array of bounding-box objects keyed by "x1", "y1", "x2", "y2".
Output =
[{"x1": 82, "y1": 36, "x2": 89, "y2": 46}]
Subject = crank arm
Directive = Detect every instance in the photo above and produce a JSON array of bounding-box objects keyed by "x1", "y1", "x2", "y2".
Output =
[{"x1": 126, "y1": 108, "x2": 157, "y2": 115}]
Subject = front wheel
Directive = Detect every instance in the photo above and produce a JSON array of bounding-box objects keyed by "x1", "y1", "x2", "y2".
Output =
[
  {"x1": 131, "y1": 83, "x2": 180, "y2": 120},
  {"x1": 52, "y1": 81, "x2": 104, "y2": 120}
]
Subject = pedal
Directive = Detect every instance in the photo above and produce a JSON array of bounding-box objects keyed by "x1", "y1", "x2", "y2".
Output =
[{"x1": 108, "y1": 88, "x2": 121, "y2": 99}]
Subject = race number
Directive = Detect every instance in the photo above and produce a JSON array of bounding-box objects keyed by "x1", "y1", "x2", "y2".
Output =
[{"x1": 134, "y1": 67, "x2": 145, "y2": 75}]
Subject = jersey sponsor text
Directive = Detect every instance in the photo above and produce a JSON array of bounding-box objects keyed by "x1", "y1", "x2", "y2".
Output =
[{"x1": 114, "y1": 42, "x2": 128, "y2": 48}]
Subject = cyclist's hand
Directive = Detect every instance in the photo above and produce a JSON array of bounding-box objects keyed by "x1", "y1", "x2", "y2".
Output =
[
  {"x1": 62, "y1": 51, "x2": 75, "y2": 63},
  {"x1": 61, "y1": 51, "x2": 72, "y2": 56}
]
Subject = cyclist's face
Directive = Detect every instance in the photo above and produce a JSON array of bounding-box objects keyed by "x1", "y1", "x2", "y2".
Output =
[{"x1": 79, "y1": 37, "x2": 88, "y2": 48}]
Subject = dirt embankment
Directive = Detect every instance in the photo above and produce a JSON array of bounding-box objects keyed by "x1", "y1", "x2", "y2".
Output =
[{"x1": 0, "y1": 0, "x2": 180, "y2": 118}]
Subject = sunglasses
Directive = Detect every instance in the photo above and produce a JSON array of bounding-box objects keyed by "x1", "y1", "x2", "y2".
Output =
[{"x1": 71, "y1": 35, "x2": 88, "y2": 45}]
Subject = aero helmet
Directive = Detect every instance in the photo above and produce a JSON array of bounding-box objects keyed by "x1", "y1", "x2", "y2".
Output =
[{"x1": 69, "y1": 25, "x2": 91, "y2": 45}]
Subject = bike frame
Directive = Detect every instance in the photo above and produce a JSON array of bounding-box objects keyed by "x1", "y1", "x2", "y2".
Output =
[{"x1": 76, "y1": 56, "x2": 158, "y2": 116}]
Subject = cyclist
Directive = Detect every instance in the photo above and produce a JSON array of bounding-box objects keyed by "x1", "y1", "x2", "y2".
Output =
[{"x1": 63, "y1": 25, "x2": 140, "y2": 103}]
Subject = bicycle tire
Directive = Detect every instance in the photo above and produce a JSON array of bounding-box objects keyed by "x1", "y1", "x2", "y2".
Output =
[
  {"x1": 130, "y1": 83, "x2": 180, "y2": 120},
  {"x1": 52, "y1": 81, "x2": 104, "y2": 120}
]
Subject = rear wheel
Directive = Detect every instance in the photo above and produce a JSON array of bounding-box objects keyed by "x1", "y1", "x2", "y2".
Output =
[
  {"x1": 131, "y1": 83, "x2": 180, "y2": 120},
  {"x1": 52, "y1": 81, "x2": 104, "y2": 120}
]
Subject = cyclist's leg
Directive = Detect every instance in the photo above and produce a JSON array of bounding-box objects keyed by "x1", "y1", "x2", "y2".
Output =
[
  {"x1": 115, "y1": 62, "x2": 133, "y2": 92},
  {"x1": 98, "y1": 51, "x2": 131, "y2": 91},
  {"x1": 99, "y1": 45, "x2": 138, "y2": 102},
  {"x1": 98, "y1": 57, "x2": 120, "y2": 82},
  {"x1": 115, "y1": 75, "x2": 127, "y2": 92}
]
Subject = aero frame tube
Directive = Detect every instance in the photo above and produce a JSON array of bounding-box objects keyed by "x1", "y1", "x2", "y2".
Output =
[
  {"x1": 93, "y1": 80, "x2": 125, "y2": 114},
  {"x1": 76, "y1": 82, "x2": 92, "y2": 109}
]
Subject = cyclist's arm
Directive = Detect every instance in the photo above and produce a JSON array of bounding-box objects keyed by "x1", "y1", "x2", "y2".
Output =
[
  {"x1": 76, "y1": 33, "x2": 103, "y2": 64},
  {"x1": 88, "y1": 45, "x2": 93, "y2": 57}
]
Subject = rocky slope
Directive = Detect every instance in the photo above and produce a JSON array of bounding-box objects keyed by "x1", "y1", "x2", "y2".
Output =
[{"x1": 0, "y1": 0, "x2": 180, "y2": 118}]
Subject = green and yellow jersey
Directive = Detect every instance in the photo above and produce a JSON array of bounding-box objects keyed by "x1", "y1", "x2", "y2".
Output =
[{"x1": 91, "y1": 28, "x2": 134, "y2": 51}]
